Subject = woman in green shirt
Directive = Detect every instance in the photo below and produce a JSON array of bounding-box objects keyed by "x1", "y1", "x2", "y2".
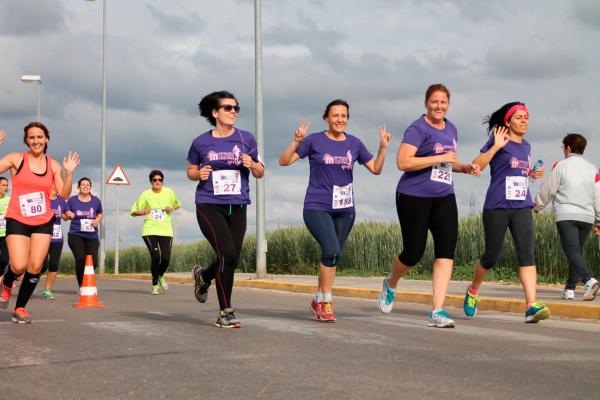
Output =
[
  {"x1": 0, "y1": 176, "x2": 10, "y2": 276},
  {"x1": 130, "y1": 170, "x2": 182, "y2": 295}
]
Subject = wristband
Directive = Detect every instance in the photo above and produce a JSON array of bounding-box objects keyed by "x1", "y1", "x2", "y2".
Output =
[{"x1": 460, "y1": 164, "x2": 469, "y2": 173}]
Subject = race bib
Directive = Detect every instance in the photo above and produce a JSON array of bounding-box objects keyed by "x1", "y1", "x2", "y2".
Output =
[
  {"x1": 52, "y1": 224, "x2": 63, "y2": 240},
  {"x1": 150, "y1": 209, "x2": 166, "y2": 222},
  {"x1": 505, "y1": 176, "x2": 528, "y2": 200},
  {"x1": 19, "y1": 192, "x2": 46, "y2": 217},
  {"x1": 80, "y1": 219, "x2": 95, "y2": 232},
  {"x1": 332, "y1": 184, "x2": 353, "y2": 209},
  {"x1": 212, "y1": 170, "x2": 242, "y2": 195},
  {"x1": 0, "y1": 215, "x2": 5, "y2": 229},
  {"x1": 431, "y1": 163, "x2": 452, "y2": 185}
]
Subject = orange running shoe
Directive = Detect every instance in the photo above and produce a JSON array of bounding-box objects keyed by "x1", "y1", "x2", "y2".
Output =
[
  {"x1": 310, "y1": 298, "x2": 323, "y2": 321},
  {"x1": 12, "y1": 307, "x2": 31, "y2": 324},
  {"x1": 0, "y1": 283, "x2": 11, "y2": 310}
]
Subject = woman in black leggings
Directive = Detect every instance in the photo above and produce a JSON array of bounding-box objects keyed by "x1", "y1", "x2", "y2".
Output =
[{"x1": 187, "y1": 91, "x2": 264, "y2": 328}]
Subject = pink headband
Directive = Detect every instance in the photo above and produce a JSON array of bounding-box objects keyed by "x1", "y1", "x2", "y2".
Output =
[{"x1": 504, "y1": 104, "x2": 528, "y2": 124}]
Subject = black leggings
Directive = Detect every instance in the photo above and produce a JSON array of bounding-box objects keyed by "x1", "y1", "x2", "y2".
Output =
[
  {"x1": 142, "y1": 235, "x2": 173, "y2": 285},
  {"x1": 196, "y1": 204, "x2": 246, "y2": 311},
  {"x1": 0, "y1": 237, "x2": 8, "y2": 274},
  {"x1": 67, "y1": 234, "x2": 99, "y2": 286},
  {"x1": 479, "y1": 208, "x2": 535, "y2": 269},
  {"x1": 396, "y1": 192, "x2": 458, "y2": 266},
  {"x1": 41, "y1": 241, "x2": 64, "y2": 274}
]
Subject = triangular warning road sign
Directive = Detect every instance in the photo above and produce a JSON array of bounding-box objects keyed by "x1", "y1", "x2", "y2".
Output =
[{"x1": 106, "y1": 163, "x2": 130, "y2": 185}]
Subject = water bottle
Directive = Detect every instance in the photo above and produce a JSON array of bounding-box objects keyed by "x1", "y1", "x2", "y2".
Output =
[{"x1": 530, "y1": 159, "x2": 543, "y2": 182}]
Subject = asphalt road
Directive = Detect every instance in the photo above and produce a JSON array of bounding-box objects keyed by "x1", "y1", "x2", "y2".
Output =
[{"x1": 1, "y1": 278, "x2": 599, "y2": 400}]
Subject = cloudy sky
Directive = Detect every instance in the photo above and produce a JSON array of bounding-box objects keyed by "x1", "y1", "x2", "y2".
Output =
[{"x1": 1, "y1": 0, "x2": 599, "y2": 248}]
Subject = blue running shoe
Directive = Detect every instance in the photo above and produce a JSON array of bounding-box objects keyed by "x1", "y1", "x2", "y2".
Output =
[
  {"x1": 428, "y1": 309, "x2": 455, "y2": 328},
  {"x1": 377, "y1": 277, "x2": 396, "y2": 314},
  {"x1": 525, "y1": 301, "x2": 550, "y2": 323},
  {"x1": 463, "y1": 287, "x2": 479, "y2": 318}
]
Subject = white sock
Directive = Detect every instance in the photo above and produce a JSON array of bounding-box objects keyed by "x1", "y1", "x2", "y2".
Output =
[
  {"x1": 315, "y1": 292, "x2": 323, "y2": 302},
  {"x1": 323, "y1": 292, "x2": 332, "y2": 302}
]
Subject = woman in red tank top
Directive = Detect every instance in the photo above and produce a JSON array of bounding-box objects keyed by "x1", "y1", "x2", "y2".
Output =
[{"x1": 0, "y1": 122, "x2": 79, "y2": 324}]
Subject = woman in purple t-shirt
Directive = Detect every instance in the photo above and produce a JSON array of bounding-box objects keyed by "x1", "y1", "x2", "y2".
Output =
[
  {"x1": 65, "y1": 177, "x2": 103, "y2": 288},
  {"x1": 279, "y1": 99, "x2": 392, "y2": 322},
  {"x1": 187, "y1": 91, "x2": 264, "y2": 329},
  {"x1": 462, "y1": 102, "x2": 550, "y2": 323},
  {"x1": 376, "y1": 84, "x2": 481, "y2": 328}
]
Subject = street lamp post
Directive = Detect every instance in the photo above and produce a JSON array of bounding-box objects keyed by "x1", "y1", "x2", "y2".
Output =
[
  {"x1": 86, "y1": 0, "x2": 107, "y2": 274},
  {"x1": 20, "y1": 75, "x2": 42, "y2": 121}
]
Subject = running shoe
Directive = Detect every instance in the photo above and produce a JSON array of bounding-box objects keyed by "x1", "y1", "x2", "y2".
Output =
[
  {"x1": 151, "y1": 284, "x2": 160, "y2": 295},
  {"x1": 192, "y1": 265, "x2": 210, "y2": 303},
  {"x1": 224, "y1": 308, "x2": 241, "y2": 328},
  {"x1": 320, "y1": 301, "x2": 336, "y2": 322},
  {"x1": 377, "y1": 277, "x2": 395, "y2": 314},
  {"x1": 158, "y1": 276, "x2": 169, "y2": 291},
  {"x1": 0, "y1": 283, "x2": 11, "y2": 309},
  {"x1": 524, "y1": 301, "x2": 551, "y2": 323},
  {"x1": 560, "y1": 289, "x2": 575, "y2": 300},
  {"x1": 310, "y1": 298, "x2": 322, "y2": 320},
  {"x1": 582, "y1": 278, "x2": 599, "y2": 301},
  {"x1": 463, "y1": 287, "x2": 479, "y2": 317},
  {"x1": 428, "y1": 309, "x2": 455, "y2": 328},
  {"x1": 12, "y1": 307, "x2": 32, "y2": 324},
  {"x1": 215, "y1": 309, "x2": 240, "y2": 328},
  {"x1": 41, "y1": 288, "x2": 55, "y2": 300}
]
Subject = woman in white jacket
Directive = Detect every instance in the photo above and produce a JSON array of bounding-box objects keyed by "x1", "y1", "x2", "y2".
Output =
[{"x1": 534, "y1": 133, "x2": 600, "y2": 301}]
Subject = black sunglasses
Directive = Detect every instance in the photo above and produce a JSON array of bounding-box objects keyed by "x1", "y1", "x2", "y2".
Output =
[
  {"x1": 152, "y1": 178, "x2": 163, "y2": 182},
  {"x1": 219, "y1": 104, "x2": 240, "y2": 113}
]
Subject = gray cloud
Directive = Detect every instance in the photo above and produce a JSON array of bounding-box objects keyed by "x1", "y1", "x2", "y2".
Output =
[
  {"x1": 0, "y1": 0, "x2": 66, "y2": 36},
  {"x1": 571, "y1": 1, "x2": 600, "y2": 30},
  {"x1": 146, "y1": 4, "x2": 205, "y2": 35}
]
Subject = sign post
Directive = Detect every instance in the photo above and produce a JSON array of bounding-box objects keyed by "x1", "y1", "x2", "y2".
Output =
[{"x1": 106, "y1": 163, "x2": 130, "y2": 274}]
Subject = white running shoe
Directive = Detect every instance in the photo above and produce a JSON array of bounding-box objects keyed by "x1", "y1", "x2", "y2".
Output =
[
  {"x1": 377, "y1": 277, "x2": 395, "y2": 314},
  {"x1": 582, "y1": 278, "x2": 599, "y2": 301},
  {"x1": 428, "y1": 309, "x2": 455, "y2": 328},
  {"x1": 561, "y1": 289, "x2": 575, "y2": 300}
]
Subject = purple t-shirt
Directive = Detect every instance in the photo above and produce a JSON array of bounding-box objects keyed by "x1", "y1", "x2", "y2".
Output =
[
  {"x1": 396, "y1": 116, "x2": 458, "y2": 198},
  {"x1": 187, "y1": 129, "x2": 260, "y2": 205},
  {"x1": 296, "y1": 131, "x2": 373, "y2": 212},
  {"x1": 50, "y1": 196, "x2": 69, "y2": 243},
  {"x1": 481, "y1": 136, "x2": 533, "y2": 210},
  {"x1": 67, "y1": 195, "x2": 103, "y2": 239}
]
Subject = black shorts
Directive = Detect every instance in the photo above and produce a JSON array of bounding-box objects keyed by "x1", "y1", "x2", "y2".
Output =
[{"x1": 6, "y1": 217, "x2": 54, "y2": 237}]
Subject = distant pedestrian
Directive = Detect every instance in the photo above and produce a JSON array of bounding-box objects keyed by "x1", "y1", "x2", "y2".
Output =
[
  {"x1": 0, "y1": 177, "x2": 10, "y2": 278},
  {"x1": 462, "y1": 102, "x2": 550, "y2": 323},
  {"x1": 130, "y1": 170, "x2": 181, "y2": 295},
  {"x1": 534, "y1": 133, "x2": 600, "y2": 301},
  {"x1": 279, "y1": 99, "x2": 392, "y2": 322},
  {"x1": 375, "y1": 84, "x2": 480, "y2": 328},
  {"x1": 188, "y1": 91, "x2": 264, "y2": 328}
]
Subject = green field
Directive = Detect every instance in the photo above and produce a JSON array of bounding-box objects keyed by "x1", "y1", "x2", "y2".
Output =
[{"x1": 56, "y1": 212, "x2": 599, "y2": 284}]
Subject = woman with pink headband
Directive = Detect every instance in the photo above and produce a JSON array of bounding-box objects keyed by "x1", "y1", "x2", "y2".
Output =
[{"x1": 462, "y1": 101, "x2": 550, "y2": 323}]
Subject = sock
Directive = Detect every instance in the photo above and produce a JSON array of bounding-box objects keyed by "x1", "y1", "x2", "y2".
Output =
[
  {"x1": 526, "y1": 302, "x2": 533, "y2": 309},
  {"x1": 2, "y1": 268, "x2": 20, "y2": 288},
  {"x1": 314, "y1": 291, "x2": 323, "y2": 302},
  {"x1": 323, "y1": 292, "x2": 332, "y2": 302},
  {"x1": 468, "y1": 286, "x2": 479, "y2": 296},
  {"x1": 15, "y1": 272, "x2": 41, "y2": 309}
]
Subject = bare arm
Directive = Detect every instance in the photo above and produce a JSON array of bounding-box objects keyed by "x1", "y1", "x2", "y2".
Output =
[
  {"x1": 54, "y1": 152, "x2": 80, "y2": 200},
  {"x1": 364, "y1": 125, "x2": 392, "y2": 175},
  {"x1": 396, "y1": 143, "x2": 457, "y2": 172},
  {"x1": 187, "y1": 163, "x2": 212, "y2": 181},
  {"x1": 473, "y1": 127, "x2": 509, "y2": 171},
  {"x1": 279, "y1": 120, "x2": 309, "y2": 166}
]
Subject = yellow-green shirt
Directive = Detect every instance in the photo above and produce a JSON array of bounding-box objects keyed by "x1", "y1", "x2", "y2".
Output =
[
  {"x1": 130, "y1": 188, "x2": 181, "y2": 237},
  {"x1": 0, "y1": 195, "x2": 10, "y2": 237}
]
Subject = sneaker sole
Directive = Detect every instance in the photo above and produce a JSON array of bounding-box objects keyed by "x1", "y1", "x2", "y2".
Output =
[
  {"x1": 428, "y1": 321, "x2": 456, "y2": 328},
  {"x1": 215, "y1": 323, "x2": 240, "y2": 329},
  {"x1": 12, "y1": 317, "x2": 31, "y2": 324},
  {"x1": 583, "y1": 282, "x2": 599, "y2": 301}
]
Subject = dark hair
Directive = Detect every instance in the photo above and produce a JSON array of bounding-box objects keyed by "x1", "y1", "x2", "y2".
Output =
[
  {"x1": 425, "y1": 84, "x2": 450, "y2": 102},
  {"x1": 23, "y1": 121, "x2": 50, "y2": 153},
  {"x1": 77, "y1": 177, "x2": 92, "y2": 188},
  {"x1": 484, "y1": 101, "x2": 525, "y2": 134},
  {"x1": 198, "y1": 91, "x2": 238, "y2": 126},
  {"x1": 322, "y1": 99, "x2": 350, "y2": 120},
  {"x1": 0, "y1": 176, "x2": 7, "y2": 183},
  {"x1": 149, "y1": 169, "x2": 164, "y2": 182},
  {"x1": 563, "y1": 133, "x2": 587, "y2": 154}
]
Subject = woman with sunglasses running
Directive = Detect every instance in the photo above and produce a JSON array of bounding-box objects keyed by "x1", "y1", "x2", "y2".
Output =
[
  {"x1": 131, "y1": 170, "x2": 181, "y2": 295},
  {"x1": 462, "y1": 102, "x2": 550, "y2": 323},
  {"x1": 279, "y1": 99, "x2": 392, "y2": 322},
  {"x1": 0, "y1": 123, "x2": 79, "y2": 323},
  {"x1": 376, "y1": 84, "x2": 480, "y2": 328},
  {"x1": 188, "y1": 91, "x2": 264, "y2": 328}
]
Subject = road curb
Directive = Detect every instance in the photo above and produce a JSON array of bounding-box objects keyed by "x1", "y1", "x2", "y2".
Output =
[{"x1": 98, "y1": 274, "x2": 600, "y2": 320}]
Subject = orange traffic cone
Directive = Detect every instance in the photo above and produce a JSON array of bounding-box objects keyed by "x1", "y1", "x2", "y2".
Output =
[{"x1": 73, "y1": 255, "x2": 104, "y2": 308}]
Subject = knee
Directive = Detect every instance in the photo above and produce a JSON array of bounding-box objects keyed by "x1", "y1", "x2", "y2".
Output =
[
  {"x1": 399, "y1": 251, "x2": 421, "y2": 267},
  {"x1": 479, "y1": 256, "x2": 496, "y2": 270},
  {"x1": 321, "y1": 253, "x2": 340, "y2": 268}
]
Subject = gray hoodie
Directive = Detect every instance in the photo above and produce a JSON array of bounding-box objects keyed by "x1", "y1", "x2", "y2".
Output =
[{"x1": 534, "y1": 153, "x2": 600, "y2": 224}]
